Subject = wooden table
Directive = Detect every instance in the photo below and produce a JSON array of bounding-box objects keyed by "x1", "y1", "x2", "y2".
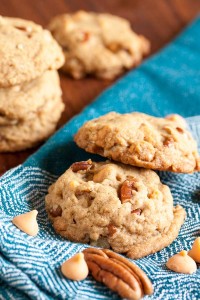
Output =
[{"x1": 0, "y1": 0, "x2": 199, "y2": 175}]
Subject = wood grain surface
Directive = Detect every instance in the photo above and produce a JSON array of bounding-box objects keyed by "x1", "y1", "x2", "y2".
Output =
[{"x1": 0, "y1": 0, "x2": 199, "y2": 175}]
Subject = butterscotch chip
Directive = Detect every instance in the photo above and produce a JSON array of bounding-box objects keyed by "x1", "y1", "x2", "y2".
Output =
[
  {"x1": 12, "y1": 210, "x2": 39, "y2": 236},
  {"x1": 0, "y1": 17, "x2": 64, "y2": 87},
  {"x1": 61, "y1": 253, "x2": 89, "y2": 281},
  {"x1": 166, "y1": 250, "x2": 197, "y2": 274},
  {"x1": 74, "y1": 112, "x2": 200, "y2": 173},
  {"x1": 188, "y1": 237, "x2": 200, "y2": 263},
  {"x1": 48, "y1": 11, "x2": 150, "y2": 80},
  {"x1": 45, "y1": 160, "x2": 186, "y2": 259}
]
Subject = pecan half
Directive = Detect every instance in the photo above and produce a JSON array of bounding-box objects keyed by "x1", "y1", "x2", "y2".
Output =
[
  {"x1": 71, "y1": 160, "x2": 92, "y2": 172},
  {"x1": 120, "y1": 178, "x2": 137, "y2": 203},
  {"x1": 83, "y1": 248, "x2": 153, "y2": 300},
  {"x1": 103, "y1": 249, "x2": 153, "y2": 296}
]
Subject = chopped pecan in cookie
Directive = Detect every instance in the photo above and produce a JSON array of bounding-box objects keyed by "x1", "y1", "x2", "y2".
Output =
[
  {"x1": 108, "y1": 224, "x2": 117, "y2": 236},
  {"x1": 49, "y1": 205, "x2": 62, "y2": 217},
  {"x1": 131, "y1": 209, "x2": 142, "y2": 215},
  {"x1": 120, "y1": 178, "x2": 137, "y2": 203},
  {"x1": 71, "y1": 159, "x2": 92, "y2": 172}
]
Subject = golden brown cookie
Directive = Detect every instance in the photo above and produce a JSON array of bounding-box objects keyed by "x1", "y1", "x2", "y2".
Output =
[
  {"x1": 0, "y1": 95, "x2": 64, "y2": 152},
  {"x1": 45, "y1": 160, "x2": 186, "y2": 259},
  {"x1": 0, "y1": 16, "x2": 64, "y2": 87},
  {"x1": 48, "y1": 11, "x2": 150, "y2": 79},
  {"x1": 0, "y1": 70, "x2": 62, "y2": 125},
  {"x1": 74, "y1": 112, "x2": 200, "y2": 173}
]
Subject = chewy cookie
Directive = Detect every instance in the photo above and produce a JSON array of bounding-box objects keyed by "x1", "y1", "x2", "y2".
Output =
[
  {"x1": 0, "y1": 16, "x2": 64, "y2": 87},
  {"x1": 74, "y1": 112, "x2": 200, "y2": 173},
  {"x1": 0, "y1": 70, "x2": 62, "y2": 125},
  {"x1": 45, "y1": 160, "x2": 186, "y2": 259},
  {"x1": 48, "y1": 11, "x2": 150, "y2": 79},
  {"x1": 0, "y1": 95, "x2": 64, "y2": 152}
]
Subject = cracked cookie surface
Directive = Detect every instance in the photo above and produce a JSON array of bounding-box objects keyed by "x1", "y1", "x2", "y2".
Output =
[
  {"x1": 74, "y1": 112, "x2": 200, "y2": 173},
  {"x1": 45, "y1": 160, "x2": 186, "y2": 258},
  {"x1": 0, "y1": 16, "x2": 64, "y2": 87},
  {"x1": 48, "y1": 11, "x2": 150, "y2": 79}
]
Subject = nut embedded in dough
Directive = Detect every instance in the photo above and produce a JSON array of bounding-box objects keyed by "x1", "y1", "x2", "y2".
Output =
[
  {"x1": 166, "y1": 250, "x2": 197, "y2": 274},
  {"x1": 188, "y1": 237, "x2": 200, "y2": 263},
  {"x1": 61, "y1": 252, "x2": 89, "y2": 281},
  {"x1": 12, "y1": 209, "x2": 39, "y2": 236},
  {"x1": 45, "y1": 160, "x2": 186, "y2": 259}
]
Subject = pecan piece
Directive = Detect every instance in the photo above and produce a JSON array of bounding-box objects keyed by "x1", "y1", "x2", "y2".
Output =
[
  {"x1": 79, "y1": 31, "x2": 90, "y2": 42},
  {"x1": 71, "y1": 160, "x2": 92, "y2": 172},
  {"x1": 131, "y1": 209, "x2": 142, "y2": 215},
  {"x1": 49, "y1": 205, "x2": 62, "y2": 217},
  {"x1": 163, "y1": 137, "x2": 174, "y2": 147},
  {"x1": 176, "y1": 127, "x2": 184, "y2": 134},
  {"x1": 120, "y1": 178, "x2": 137, "y2": 203},
  {"x1": 108, "y1": 224, "x2": 117, "y2": 237},
  {"x1": 103, "y1": 249, "x2": 153, "y2": 296}
]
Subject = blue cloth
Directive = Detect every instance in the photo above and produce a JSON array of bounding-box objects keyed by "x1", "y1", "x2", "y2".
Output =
[{"x1": 0, "y1": 17, "x2": 200, "y2": 300}]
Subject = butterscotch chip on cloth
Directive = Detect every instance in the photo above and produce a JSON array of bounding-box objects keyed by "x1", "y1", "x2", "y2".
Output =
[
  {"x1": 61, "y1": 253, "x2": 89, "y2": 281},
  {"x1": 0, "y1": 70, "x2": 62, "y2": 125},
  {"x1": 74, "y1": 112, "x2": 200, "y2": 173},
  {"x1": 45, "y1": 160, "x2": 186, "y2": 259},
  {"x1": 48, "y1": 11, "x2": 150, "y2": 79},
  {"x1": 12, "y1": 210, "x2": 39, "y2": 236},
  {"x1": 0, "y1": 16, "x2": 64, "y2": 87},
  {"x1": 0, "y1": 94, "x2": 64, "y2": 152},
  {"x1": 166, "y1": 250, "x2": 197, "y2": 274},
  {"x1": 188, "y1": 237, "x2": 200, "y2": 263}
]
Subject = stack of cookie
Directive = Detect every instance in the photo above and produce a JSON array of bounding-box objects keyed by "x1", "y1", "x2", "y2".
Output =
[
  {"x1": 45, "y1": 112, "x2": 200, "y2": 259},
  {"x1": 0, "y1": 17, "x2": 65, "y2": 152}
]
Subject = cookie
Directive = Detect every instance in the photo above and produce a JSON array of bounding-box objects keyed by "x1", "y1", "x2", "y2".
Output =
[
  {"x1": 0, "y1": 16, "x2": 64, "y2": 87},
  {"x1": 48, "y1": 11, "x2": 150, "y2": 79},
  {"x1": 45, "y1": 160, "x2": 186, "y2": 259},
  {"x1": 74, "y1": 112, "x2": 200, "y2": 173},
  {"x1": 0, "y1": 95, "x2": 64, "y2": 152},
  {"x1": 0, "y1": 70, "x2": 62, "y2": 125}
]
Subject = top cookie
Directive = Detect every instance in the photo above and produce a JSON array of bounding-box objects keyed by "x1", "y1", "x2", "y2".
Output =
[
  {"x1": 74, "y1": 112, "x2": 200, "y2": 173},
  {"x1": 48, "y1": 11, "x2": 150, "y2": 79},
  {"x1": 0, "y1": 17, "x2": 64, "y2": 87}
]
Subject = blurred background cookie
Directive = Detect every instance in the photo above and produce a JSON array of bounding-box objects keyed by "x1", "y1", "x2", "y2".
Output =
[
  {"x1": 0, "y1": 16, "x2": 64, "y2": 87},
  {"x1": 0, "y1": 70, "x2": 62, "y2": 125},
  {"x1": 0, "y1": 95, "x2": 64, "y2": 152},
  {"x1": 48, "y1": 11, "x2": 150, "y2": 79},
  {"x1": 0, "y1": 16, "x2": 65, "y2": 152}
]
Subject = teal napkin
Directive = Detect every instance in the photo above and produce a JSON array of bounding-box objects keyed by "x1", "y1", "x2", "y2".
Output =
[{"x1": 0, "y1": 17, "x2": 200, "y2": 300}]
